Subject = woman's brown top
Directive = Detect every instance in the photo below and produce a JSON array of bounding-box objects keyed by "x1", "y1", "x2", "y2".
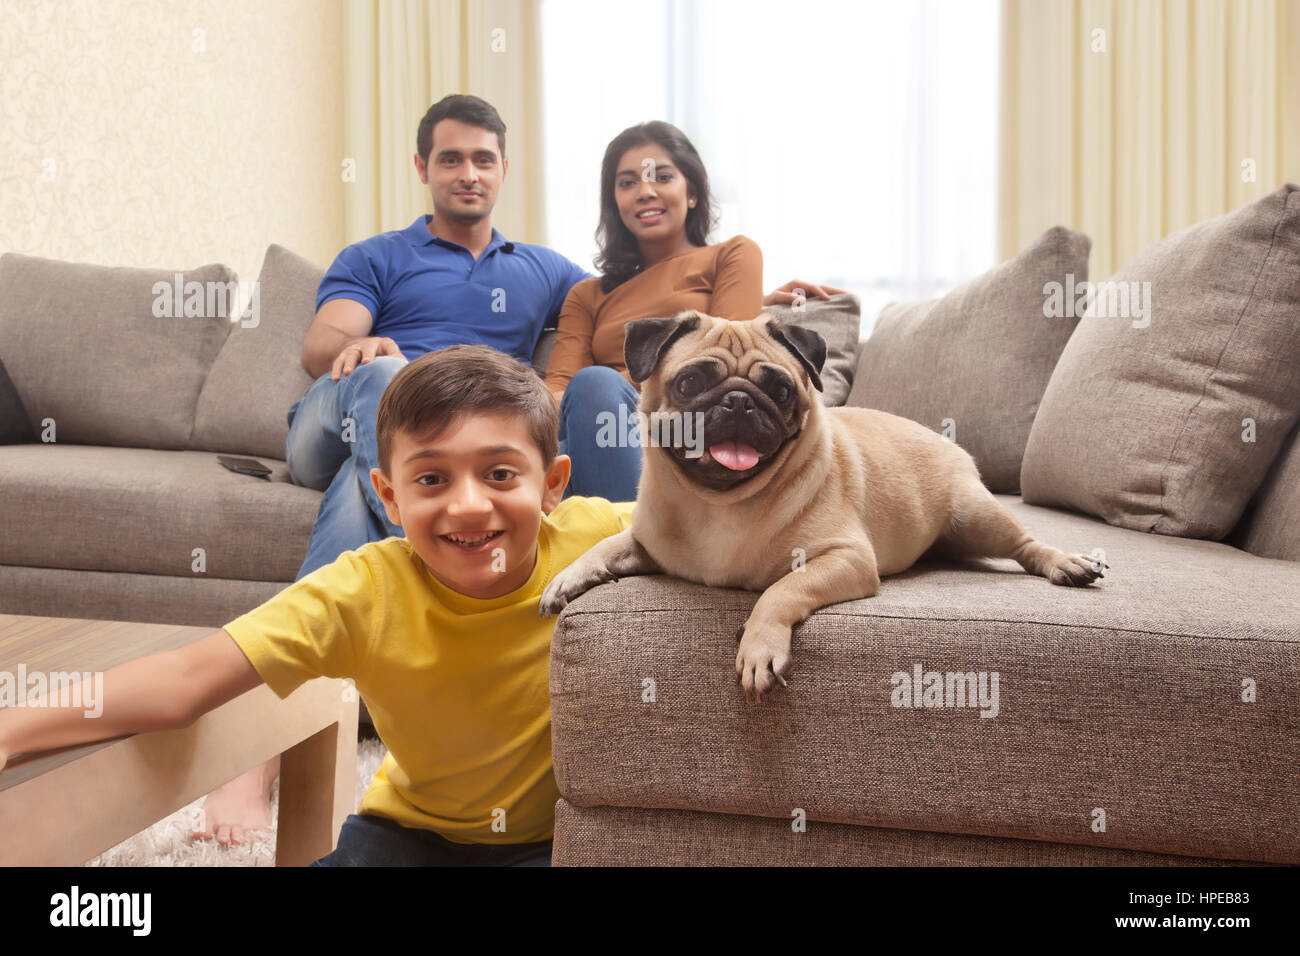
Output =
[{"x1": 545, "y1": 235, "x2": 764, "y2": 401}]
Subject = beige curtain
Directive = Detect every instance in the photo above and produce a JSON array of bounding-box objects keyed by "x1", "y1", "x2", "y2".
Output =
[
  {"x1": 999, "y1": 0, "x2": 1300, "y2": 278},
  {"x1": 341, "y1": 0, "x2": 545, "y2": 244}
]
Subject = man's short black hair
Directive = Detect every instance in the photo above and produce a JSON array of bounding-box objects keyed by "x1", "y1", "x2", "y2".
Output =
[{"x1": 416, "y1": 95, "x2": 507, "y2": 162}]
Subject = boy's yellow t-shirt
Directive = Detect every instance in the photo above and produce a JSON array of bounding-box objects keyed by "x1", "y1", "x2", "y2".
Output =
[{"x1": 223, "y1": 495, "x2": 635, "y2": 846}]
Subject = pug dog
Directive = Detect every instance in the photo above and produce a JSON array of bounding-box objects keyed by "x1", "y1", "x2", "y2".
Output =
[{"x1": 538, "y1": 310, "x2": 1106, "y2": 696}]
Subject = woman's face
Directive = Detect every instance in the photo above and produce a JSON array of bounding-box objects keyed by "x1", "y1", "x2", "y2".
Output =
[{"x1": 613, "y1": 143, "x2": 696, "y2": 246}]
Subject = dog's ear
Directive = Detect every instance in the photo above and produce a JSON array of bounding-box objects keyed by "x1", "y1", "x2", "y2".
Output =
[
  {"x1": 765, "y1": 318, "x2": 826, "y2": 392},
  {"x1": 624, "y1": 312, "x2": 702, "y2": 383}
]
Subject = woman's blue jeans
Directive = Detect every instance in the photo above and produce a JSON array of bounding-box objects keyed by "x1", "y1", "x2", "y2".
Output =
[{"x1": 556, "y1": 366, "x2": 643, "y2": 502}]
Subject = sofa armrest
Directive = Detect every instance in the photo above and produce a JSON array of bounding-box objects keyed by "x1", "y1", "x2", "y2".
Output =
[{"x1": 549, "y1": 548, "x2": 1300, "y2": 864}]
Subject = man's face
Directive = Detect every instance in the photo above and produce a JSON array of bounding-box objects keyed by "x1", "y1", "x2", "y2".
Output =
[
  {"x1": 414, "y1": 118, "x2": 507, "y2": 225},
  {"x1": 371, "y1": 412, "x2": 569, "y2": 600}
]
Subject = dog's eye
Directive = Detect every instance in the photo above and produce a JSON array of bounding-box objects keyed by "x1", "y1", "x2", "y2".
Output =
[
  {"x1": 675, "y1": 373, "x2": 702, "y2": 397},
  {"x1": 771, "y1": 383, "x2": 792, "y2": 404}
]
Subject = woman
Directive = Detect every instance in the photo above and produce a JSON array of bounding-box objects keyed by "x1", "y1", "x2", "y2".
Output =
[{"x1": 547, "y1": 120, "x2": 840, "y2": 501}]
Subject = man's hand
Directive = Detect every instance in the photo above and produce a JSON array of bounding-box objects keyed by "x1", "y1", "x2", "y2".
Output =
[
  {"x1": 330, "y1": 336, "x2": 406, "y2": 381},
  {"x1": 301, "y1": 298, "x2": 376, "y2": 379},
  {"x1": 762, "y1": 279, "x2": 848, "y2": 308}
]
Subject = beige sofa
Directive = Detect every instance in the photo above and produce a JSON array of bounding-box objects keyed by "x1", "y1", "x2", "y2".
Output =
[{"x1": 0, "y1": 246, "x2": 325, "y2": 627}]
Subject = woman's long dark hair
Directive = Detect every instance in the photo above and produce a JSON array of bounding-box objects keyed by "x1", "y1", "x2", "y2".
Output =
[{"x1": 594, "y1": 121, "x2": 717, "y2": 293}]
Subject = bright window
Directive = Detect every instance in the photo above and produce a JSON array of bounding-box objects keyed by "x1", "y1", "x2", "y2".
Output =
[{"x1": 541, "y1": 0, "x2": 1000, "y2": 333}]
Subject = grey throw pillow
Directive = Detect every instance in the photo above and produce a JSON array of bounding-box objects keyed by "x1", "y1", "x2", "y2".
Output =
[
  {"x1": 1021, "y1": 184, "x2": 1300, "y2": 539},
  {"x1": 190, "y1": 244, "x2": 323, "y2": 460},
  {"x1": 847, "y1": 226, "x2": 1091, "y2": 492},
  {"x1": 0, "y1": 253, "x2": 237, "y2": 449},
  {"x1": 763, "y1": 293, "x2": 861, "y2": 407}
]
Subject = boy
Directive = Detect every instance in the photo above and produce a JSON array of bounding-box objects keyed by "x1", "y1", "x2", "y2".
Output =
[{"x1": 0, "y1": 345, "x2": 634, "y2": 866}]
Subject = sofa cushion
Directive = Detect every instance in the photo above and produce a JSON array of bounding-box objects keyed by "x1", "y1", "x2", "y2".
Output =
[
  {"x1": 191, "y1": 245, "x2": 323, "y2": 459},
  {"x1": 846, "y1": 227, "x2": 1090, "y2": 492},
  {"x1": 1229, "y1": 418, "x2": 1300, "y2": 561},
  {"x1": 0, "y1": 445, "x2": 319, "y2": 581},
  {"x1": 0, "y1": 356, "x2": 34, "y2": 444},
  {"x1": 1021, "y1": 185, "x2": 1300, "y2": 539},
  {"x1": 0, "y1": 253, "x2": 237, "y2": 449},
  {"x1": 549, "y1": 497, "x2": 1300, "y2": 864},
  {"x1": 762, "y1": 293, "x2": 861, "y2": 407}
]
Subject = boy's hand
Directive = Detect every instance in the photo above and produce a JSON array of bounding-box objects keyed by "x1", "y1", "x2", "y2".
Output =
[{"x1": 0, "y1": 630, "x2": 263, "y2": 764}]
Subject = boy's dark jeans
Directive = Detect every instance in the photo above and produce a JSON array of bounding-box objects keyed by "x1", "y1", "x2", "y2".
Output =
[{"x1": 309, "y1": 813, "x2": 553, "y2": 867}]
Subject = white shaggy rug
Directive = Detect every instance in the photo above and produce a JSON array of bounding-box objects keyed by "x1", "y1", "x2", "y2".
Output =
[{"x1": 86, "y1": 736, "x2": 386, "y2": 866}]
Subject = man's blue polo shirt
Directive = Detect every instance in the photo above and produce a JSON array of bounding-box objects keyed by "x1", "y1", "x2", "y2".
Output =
[{"x1": 316, "y1": 215, "x2": 590, "y2": 365}]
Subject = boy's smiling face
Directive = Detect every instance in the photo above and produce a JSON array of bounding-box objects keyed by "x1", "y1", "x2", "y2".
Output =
[{"x1": 371, "y1": 412, "x2": 570, "y2": 599}]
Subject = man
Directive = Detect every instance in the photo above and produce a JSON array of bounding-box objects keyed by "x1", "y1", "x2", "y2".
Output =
[
  {"x1": 291, "y1": 94, "x2": 589, "y2": 579},
  {"x1": 195, "y1": 94, "x2": 590, "y2": 847}
]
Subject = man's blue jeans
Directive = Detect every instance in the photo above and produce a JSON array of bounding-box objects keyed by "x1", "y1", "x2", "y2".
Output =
[
  {"x1": 286, "y1": 356, "x2": 407, "y2": 580},
  {"x1": 557, "y1": 366, "x2": 643, "y2": 502}
]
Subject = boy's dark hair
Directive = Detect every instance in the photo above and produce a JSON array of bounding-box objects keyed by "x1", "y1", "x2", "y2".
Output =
[
  {"x1": 594, "y1": 120, "x2": 716, "y2": 293},
  {"x1": 416, "y1": 94, "x2": 507, "y2": 163},
  {"x1": 376, "y1": 345, "x2": 557, "y2": 477}
]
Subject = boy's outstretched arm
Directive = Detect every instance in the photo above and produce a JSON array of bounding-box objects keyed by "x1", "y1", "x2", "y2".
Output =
[{"x1": 0, "y1": 628, "x2": 263, "y2": 773}]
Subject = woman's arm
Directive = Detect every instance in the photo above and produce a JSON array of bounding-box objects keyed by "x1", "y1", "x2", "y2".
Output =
[
  {"x1": 707, "y1": 236, "x2": 766, "y2": 321},
  {"x1": 763, "y1": 279, "x2": 848, "y2": 307},
  {"x1": 0, "y1": 629, "x2": 264, "y2": 772},
  {"x1": 544, "y1": 282, "x2": 599, "y2": 405}
]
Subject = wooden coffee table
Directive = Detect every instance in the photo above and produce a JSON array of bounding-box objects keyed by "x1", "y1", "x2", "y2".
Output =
[{"x1": 0, "y1": 614, "x2": 358, "y2": 866}]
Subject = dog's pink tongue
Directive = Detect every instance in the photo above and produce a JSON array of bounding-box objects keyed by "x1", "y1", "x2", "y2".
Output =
[{"x1": 709, "y1": 441, "x2": 760, "y2": 471}]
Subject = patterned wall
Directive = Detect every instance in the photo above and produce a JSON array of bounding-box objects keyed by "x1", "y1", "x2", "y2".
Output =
[{"x1": 0, "y1": 0, "x2": 346, "y2": 283}]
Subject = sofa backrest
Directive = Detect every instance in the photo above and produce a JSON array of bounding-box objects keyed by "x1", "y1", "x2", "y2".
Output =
[
  {"x1": 0, "y1": 252, "x2": 236, "y2": 449},
  {"x1": 532, "y1": 328, "x2": 557, "y2": 377}
]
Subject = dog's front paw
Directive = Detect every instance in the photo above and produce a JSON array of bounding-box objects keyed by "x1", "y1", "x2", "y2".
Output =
[
  {"x1": 1048, "y1": 548, "x2": 1109, "y2": 587},
  {"x1": 735, "y1": 620, "x2": 793, "y2": 698},
  {"x1": 538, "y1": 560, "x2": 617, "y2": 617}
]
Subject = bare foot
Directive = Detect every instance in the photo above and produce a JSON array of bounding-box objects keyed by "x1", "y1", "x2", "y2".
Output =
[{"x1": 192, "y1": 755, "x2": 280, "y2": 846}]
